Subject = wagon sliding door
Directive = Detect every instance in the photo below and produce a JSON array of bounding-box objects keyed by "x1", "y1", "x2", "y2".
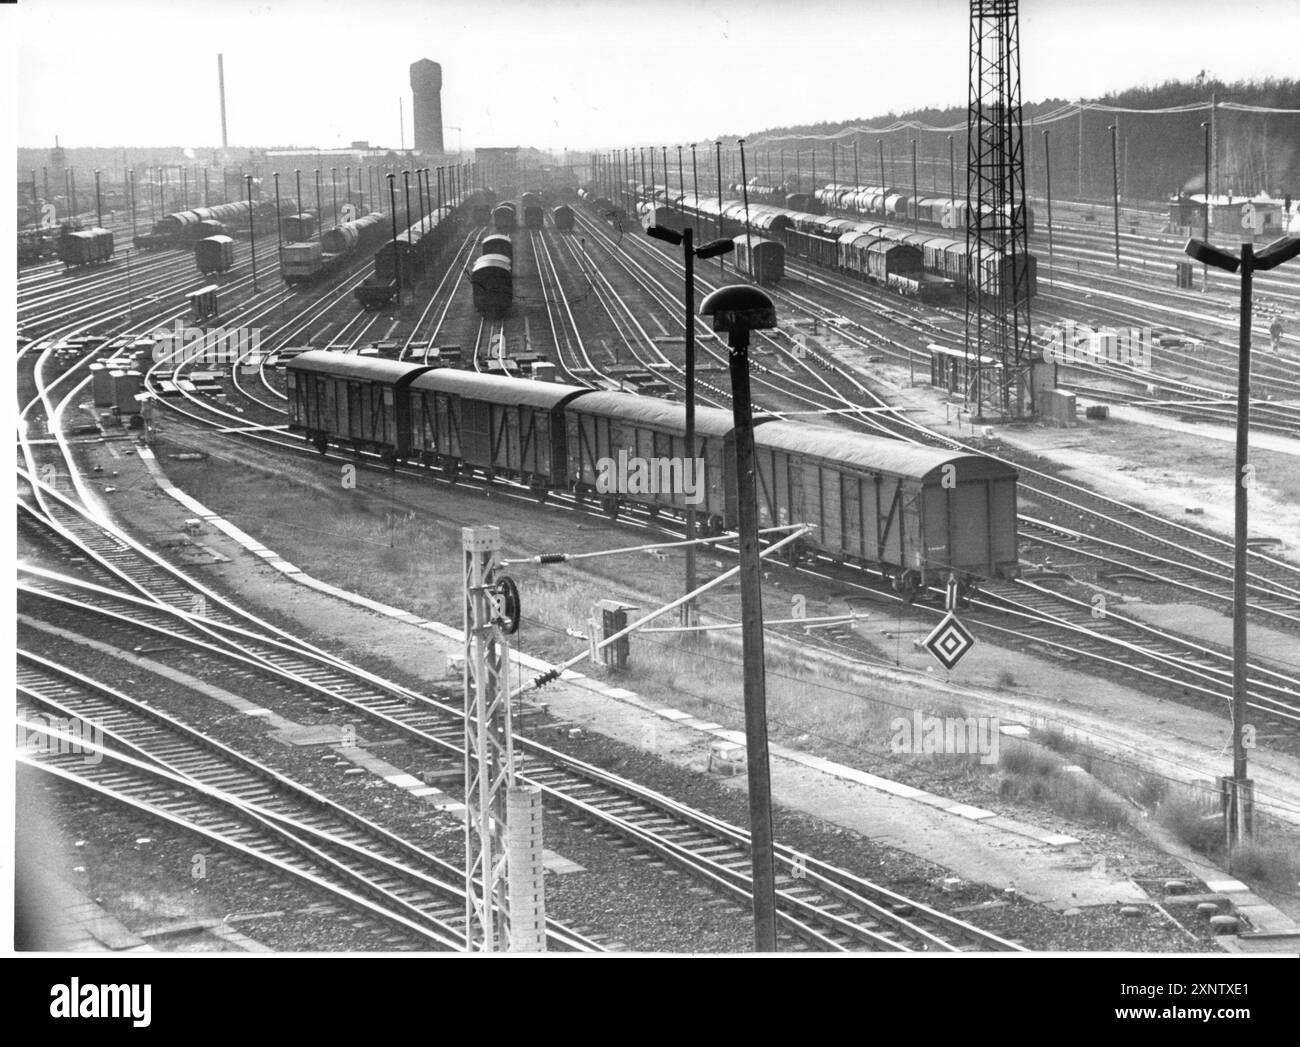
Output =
[
  {"x1": 801, "y1": 460, "x2": 842, "y2": 549},
  {"x1": 752, "y1": 446, "x2": 793, "y2": 529},
  {"x1": 460, "y1": 398, "x2": 491, "y2": 465}
]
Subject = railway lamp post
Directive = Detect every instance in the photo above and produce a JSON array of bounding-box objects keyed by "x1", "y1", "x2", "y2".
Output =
[
  {"x1": 1042, "y1": 131, "x2": 1055, "y2": 288},
  {"x1": 94, "y1": 169, "x2": 103, "y2": 230},
  {"x1": 1201, "y1": 121, "x2": 1212, "y2": 291},
  {"x1": 403, "y1": 170, "x2": 413, "y2": 245},
  {"x1": 699, "y1": 284, "x2": 779, "y2": 954},
  {"x1": 387, "y1": 173, "x2": 401, "y2": 306},
  {"x1": 332, "y1": 167, "x2": 338, "y2": 227},
  {"x1": 1108, "y1": 125, "x2": 1121, "y2": 270},
  {"x1": 245, "y1": 175, "x2": 258, "y2": 291},
  {"x1": 274, "y1": 172, "x2": 284, "y2": 289},
  {"x1": 738, "y1": 139, "x2": 754, "y2": 266},
  {"x1": 314, "y1": 170, "x2": 323, "y2": 233},
  {"x1": 1184, "y1": 232, "x2": 1300, "y2": 859},
  {"x1": 714, "y1": 142, "x2": 725, "y2": 276},
  {"x1": 645, "y1": 225, "x2": 734, "y2": 628},
  {"x1": 910, "y1": 140, "x2": 919, "y2": 233},
  {"x1": 124, "y1": 247, "x2": 134, "y2": 322},
  {"x1": 690, "y1": 144, "x2": 700, "y2": 234}
]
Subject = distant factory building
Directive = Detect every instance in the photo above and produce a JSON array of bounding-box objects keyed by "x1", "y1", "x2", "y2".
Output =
[{"x1": 410, "y1": 59, "x2": 444, "y2": 155}]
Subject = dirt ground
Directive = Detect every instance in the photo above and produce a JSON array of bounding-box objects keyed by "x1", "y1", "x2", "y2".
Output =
[{"x1": 51, "y1": 389, "x2": 1300, "y2": 932}]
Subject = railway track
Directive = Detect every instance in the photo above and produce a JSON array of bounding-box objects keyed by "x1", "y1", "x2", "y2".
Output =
[
  {"x1": 17, "y1": 491, "x2": 1021, "y2": 952},
  {"x1": 17, "y1": 653, "x2": 599, "y2": 952},
  {"x1": 126, "y1": 197, "x2": 1300, "y2": 746}
]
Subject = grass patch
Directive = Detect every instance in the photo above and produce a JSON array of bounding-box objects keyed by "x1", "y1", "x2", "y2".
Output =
[
  {"x1": 1034, "y1": 726, "x2": 1075, "y2": 755},
  {"x1": 1154, "y1": 791, "x2": 1224, "y2": 855},
  {"x1": 999, "y1": 744, "x2": 1061, "y2": 778},
  {"x1": 1230, "y1": 841, "x2": 1300, "y2": 892}
]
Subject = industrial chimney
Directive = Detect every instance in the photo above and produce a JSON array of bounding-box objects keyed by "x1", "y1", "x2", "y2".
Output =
[
  {"x1": 218, "y1": 53, "x2": 229, "y2": 149},
  {"x1": 409, "y1": 59, "x2": 444, "y2": 155}
]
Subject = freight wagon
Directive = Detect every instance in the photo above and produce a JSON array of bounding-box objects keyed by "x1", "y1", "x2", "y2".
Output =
[
  {"x1": 480, "y1": 233, "x2": 513, "y2": 259},
  {"x1": 283, "y1": 354, "x2": 1021, "y2": 593},
  {"x1": 565, "y1": 392, "x2": 739, "y2": 524},
  {"x1": 550, "y1": 204, "x2": 575, "y2": 231},
  {"x1": 405, "y1": 369, "x2": 588, "y2": 495},
  {"x1": 57, "y1": 227, "x2": 114, "y2": 267},
  {"x1": 731, "y1": 235, "x2": 784, "y2": 285},
  {"x1": 491, "y1": 203, "x2": 517, "y2": 232},
  {"x1": 195, "y1": 234, "x2": 235, "y2": 275},
  {"x1": 471, "y1": 255, "x2": 512, "y2": 315},
  {"x1": 285, "y1": 352, "x2": 433, "y2": 457},
  {"x1": 748, "y1": 421, "x2": 1018, "y2": 595}
]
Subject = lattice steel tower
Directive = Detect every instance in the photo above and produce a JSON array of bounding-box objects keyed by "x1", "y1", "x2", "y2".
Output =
[{"x1": 965, "y1": 0, "x2": 1034, "y2": 420}]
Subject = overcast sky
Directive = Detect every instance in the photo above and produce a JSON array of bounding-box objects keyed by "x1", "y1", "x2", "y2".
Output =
[{"x1": 10, "y1": 0, "x2": 1300, "y2": 152}]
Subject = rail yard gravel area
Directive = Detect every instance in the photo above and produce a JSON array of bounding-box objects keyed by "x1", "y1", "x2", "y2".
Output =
[{"x1": 30, "y1": 408, "x2": 1300, "y2": 950}]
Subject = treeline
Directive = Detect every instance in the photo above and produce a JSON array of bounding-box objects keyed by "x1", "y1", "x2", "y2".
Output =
[{"x1": 746, "y1": 78, "x2": 1300, "y2": 203}]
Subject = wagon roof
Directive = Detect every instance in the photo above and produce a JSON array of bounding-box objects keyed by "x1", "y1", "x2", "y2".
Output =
[
  {"x1": 286, "y1": 350, "x2": 430, "y2": 383},
  {"x1": 200, "y1": 235, "x2": 234, "y2": 245},
  {"x1": 472, "y1": 254, "x2": 511, "y2": 271},
  {"x1": 567, "y1": 390, "x2": 737, "y2": 437},
  {"x1": 754, "y1": 421, "x2": 1017, "y2": 482},
  {"x1": 409, "y1": 368, "x2": 590, "y2": 408}
]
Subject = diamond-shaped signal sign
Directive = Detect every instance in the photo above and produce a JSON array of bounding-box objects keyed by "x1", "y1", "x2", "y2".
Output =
[{"x1": 923, "y1": 612, "x2": 975, "y2": 670}]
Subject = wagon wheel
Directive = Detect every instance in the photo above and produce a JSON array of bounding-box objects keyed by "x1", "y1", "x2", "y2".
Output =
[
  {"x1": 782, "y1": 539, "x2": 806, "y2": 567},
  {"x1": 313, "y1": 434, "x2": 328, "y2": 455},
  {"x1": 572, "y1": 485, "x2": 587, "y2": 507},
  {"x1": 706, "y1": 514, "x2": 726, "y2": 538},
  {"x1": 646, "y1": 505, "x2": 660, "y2": 520},
  {"x1": 601, "y1": 494, "x2": 620, "y2": 519},
  {"x1": 529, "y1": 475, "x2": 549, "y2": 504},
  {"x1": 442, "y1": 458, "x2": 460, "y2": 483},
  {"x1": 893, "y1": 570, "x2": 922, "y2": 605}
]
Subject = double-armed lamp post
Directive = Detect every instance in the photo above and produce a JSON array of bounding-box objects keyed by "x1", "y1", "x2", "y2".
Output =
[
  {"x1": 645, "y1": 224, "x2": 734, "y2": 626},
  {"x1": 1182, "y1": 231, "x2": 1300, "y2": 856}
]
